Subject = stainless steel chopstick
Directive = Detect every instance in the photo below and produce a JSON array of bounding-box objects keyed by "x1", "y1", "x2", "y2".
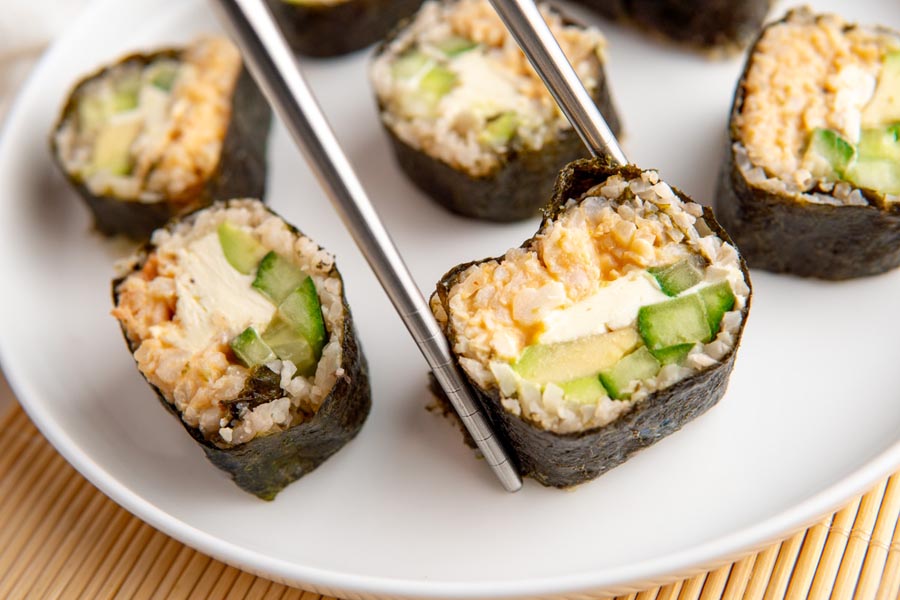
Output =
[
  {"x1": 209, "y1": 0, "x2": 523, "y2": 492},
  {"x1": 488, "y1": 0, "x2": 629, "y2": 166}
]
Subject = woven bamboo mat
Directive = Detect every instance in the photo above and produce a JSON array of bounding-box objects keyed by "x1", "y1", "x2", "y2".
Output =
[{"x1": 2, "y1": 403, "x2": 899, "y2": 600}]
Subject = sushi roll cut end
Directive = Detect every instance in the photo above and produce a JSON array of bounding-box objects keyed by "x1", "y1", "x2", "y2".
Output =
[
  {"x1": 432, "y1": 160, "x2": 751, "y2": 486},
  {"x1": 371, "y1": 0, "x2": 620, "y2": 221},
  {"x1": 112, "y1": 200, "x2": 370, "y2": 499},
  {"x1": 719, "y1": 8, "x2": 900, "y2": 279},
  {"x1": 53, "y1": 37, "x2": 271, "y2": 239}
]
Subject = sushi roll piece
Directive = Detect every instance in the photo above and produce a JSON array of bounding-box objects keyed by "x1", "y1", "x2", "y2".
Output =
[
  {"x1": 717, "y1": 9, "x2": 900, "y2": 279},
  {"x1": 112, "y1": 200, "x2": 370, "y2": 499},
  {"x1": 574, "y1": 0, "x2": 772, "y2": 54},
  {"x1": 265, "y1": 0, "x2": 424, "y2": 57},
  {"x1": 431, "y1": 159, "x2": 751, "y2": 487},
  {"x1": 52, "y1": 37, "x2": 272, "y2": 240},
  {"x1": 370, "y1": 0, "x2": 621, "y2": 221}
]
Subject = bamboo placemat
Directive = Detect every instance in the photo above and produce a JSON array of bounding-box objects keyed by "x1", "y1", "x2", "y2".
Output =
[{"x1": 2, "y1": 402, "x2": 899, "y2": 600}]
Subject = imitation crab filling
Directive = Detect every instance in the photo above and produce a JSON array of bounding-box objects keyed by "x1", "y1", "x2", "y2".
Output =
[
  {"x1": 54, "y1": 37, "x2": 243, "y2": 204},
  {"x1": 434, "y1": 170, "x2": 750, "y2": 434},
  {"x1": 736, "y1": 9, "x2": 900, "y2": 203},
  {"x1": 370, "y1": 0, "x2": 606, "y2": 177},
  {"x1": 112, "y1": 200, "x2": 345, "y2": 447}
]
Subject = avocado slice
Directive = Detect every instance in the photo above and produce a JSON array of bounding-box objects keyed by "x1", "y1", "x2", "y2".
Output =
[
  {"x1": 513, "y1": 328, "x2": 641, "y2": 385},
  {"x1": 218, "y1": 222, "x2": 267, "y2": 275},
  {"x1": 862, "y1": 51, "x2": 900, "y2": 128},
  {"x1": 392, "y1": 50, "x2": 433, "y2": 80},
  {"x1": 847, "y1": 158, "x2": 900, "y2": 195},
  {"x1": 436, "y1": 36, "x2": 478, "y2": 57},
  {"x1": 478, "y1": 112, "x2": 519, "y2": 148},
  {"x1": 89, "y1": 119, "x2": 142, "y2": 176}
]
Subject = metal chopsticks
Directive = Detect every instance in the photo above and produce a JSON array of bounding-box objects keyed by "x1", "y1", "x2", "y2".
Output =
[
  {"x1": 209, "y1": 0, "x2": 523, "y2": 492},
  {"x1": 488, "y1": 0, "x2": 629, "y2": 166}
]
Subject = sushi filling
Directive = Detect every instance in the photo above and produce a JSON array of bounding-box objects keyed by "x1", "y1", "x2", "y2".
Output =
[
  {"x1": 54, "y1": 37, "x2": 243, "y2": 204},
  {"x1": 433, "y1": 170, "x2": 749, "y2": 433},
  {"x1": 112, "y1": 200, "x2": 345, "y2": 447},
  {"x1": 736, "y1": 10, "x2": 900, "y2": 202},
  {"x1": 371, "y1": 0, "x2": 606, "y2": 177}
]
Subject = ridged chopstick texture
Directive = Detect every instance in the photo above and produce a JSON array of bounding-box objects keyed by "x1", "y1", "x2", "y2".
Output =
[{"x1": 2, "y1": 403, "x2": 900, "y2": 599}]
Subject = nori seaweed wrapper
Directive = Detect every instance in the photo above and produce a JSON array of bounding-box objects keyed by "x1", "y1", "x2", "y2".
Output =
[
  {"x1": 51, "y1": 48, "x2": 272, "y2": 241},
  {"x1": 373, "y1": 8, "x2": 622, "y2": 222},
  {"x1": 573, "y1": 0, "x2": 772, "y2": 53},
  {"x1": 265, "y1": 0, "x2": 424, "y2": 57},
  {"x1": 432, "y1": 158, "x2": 751, "y2": 487},
  {"x1": 715, "y1": 11, "x2": 900, "y2": 280},
  {"x1": 113, "y1": 203, "x2": 371, "y2": 500}
]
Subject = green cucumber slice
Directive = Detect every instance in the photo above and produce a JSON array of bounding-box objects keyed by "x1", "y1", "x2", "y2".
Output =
[
  {"x1": 698, "y1": 281, "x2": 736, "y2": 338},
  {"x1": 252, "y1": 252, "x2": 308, "y2": 304},
  {"x1": 231, "y1": 326, "x2": 276, "y2": 368},
  {"x1": 277, "y1": 277, "x2": 326, "y2": 360},
  {"x1": 262, "y1": 316, "x2": 317, "y2": 376},
  {"x1": 513, "y1": 328, "x2": 641, "y2": 385},
  {"x1": 650, "y1": 343, "x2": 693, "y2": 365},
  {"x1": 805, "y1": 128, "x2": 855, "y2": 179},
  {"x1": 649, "y1": 258, "x2": 704, "y2": 297},
  {"x1": 862, "y1": 51, "x2": 900, "y2": 128},
  {"x1": 559, "y1": 376, "x2": 608, "y2": 405},
  {"x1": 217, "y1": 222, "x2": 267, "y2": 275},
  {"x1": 599, "y1": 346, "x2": 661, "y2": 400},
  {"x1": 436, "y1": 36, "x2": 478, "y2": 56},
  {"x1": 638, "y1": 294, "x2": 710, "y2": 351},
  {"x1": 478, "y1": 112, "x2": 518, "y2": 148}
]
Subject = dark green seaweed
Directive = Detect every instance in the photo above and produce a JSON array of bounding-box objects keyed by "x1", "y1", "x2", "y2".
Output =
[
  {"x1": 432, "y1": 159, "x2": 752, "y2": 487},
  {"x1": 374, "y1": 9, "x2": 622, "y2": 222},
  {"x1": 51, "y1": 50, "x2": 272, "y2": 241},
  {"x1": 715, "y1": 10, "x2": 900, "y2": 280},
  {"x1": 113, "y1": 202, "x2": 370, "y2": 500},
  {"x1": 574, "y1": 0, "x2": 773, "y2": 52},
  {"x1": 265, "y1": 0, "x2": 423, "y2": 57}
]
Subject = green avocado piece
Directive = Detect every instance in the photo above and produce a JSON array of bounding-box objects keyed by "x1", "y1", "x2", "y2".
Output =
[
  {"x1": 436, "y1": 36, "x2": 478, "y2": 57},
  {"x1": 599, "y1": 346, "x2": 661, "y2": 400},
  {"x1": 804, "y1": 128, "x2": 855, "y2": 179},
  {"x1": 559, "y1": 376, "x2": 608, "y2": 405},
  {"x1": 252, "y1": 252, "x2": 308, "y2": 304},
  {"x1": 479, "y1": 112, "x2": 519, "y2": 148},
  {"x1": 698, "y1": 281, "x2": 736, "y2": 338},
  {"x1": 513, "y1": 328, "x2": 641, "y2": 385},
  {"x1": 847, "y1": 158, "x2": 900, "y2": 195},
  {"x1": 650, "y1": 343, "x2": 693, "y2": 365},
  {"x1": 89, "y1": 119, "x2": 141, "y2": 175},
  {"x1": 217, "y1": 221, "x2": 267, "y2": 275},
  {"x1": 149, "y1": 62, "x2": 180, "y2": 91},
  {"x1": 858, "y1": 125, "x2": 900, "y2": 162},
  {"x1": 231, "y1": 326, "x2": 276, "y2": 367},
  {"x1": 277, "y1": 276, "x2": 326, "y2": 360},
  {"x1": 262, "y1": 315, "x2": 317, "y2": 376},
  {"x1": 648, "y1": 258, "x2": 704, "y2": 297},
  {"x1": 392, "y1": 50, "x2": 433, "y2": 80},
  {"x1": 862, "y1": 51, "x2": 900, "y2": 128}
]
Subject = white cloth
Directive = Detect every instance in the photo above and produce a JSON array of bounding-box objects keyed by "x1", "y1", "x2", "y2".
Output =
[{"x1": 0, "y1": 0, "x2": 91, "y2": 412}]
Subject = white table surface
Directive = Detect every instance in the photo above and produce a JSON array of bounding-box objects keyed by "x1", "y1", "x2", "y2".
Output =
[{"x1": 0, "y1": 0, "x2": 91, "y2": 416}]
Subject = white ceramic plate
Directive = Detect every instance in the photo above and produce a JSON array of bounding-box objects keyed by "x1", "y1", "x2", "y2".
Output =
[{"x1": 2, "y1": 0, "x2": 900, "y2": 597}]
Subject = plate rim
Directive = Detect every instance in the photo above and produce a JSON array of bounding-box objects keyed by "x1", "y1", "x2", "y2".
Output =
[{"x1": 2, "y1": 0, "x2": 900, "y2": 597}]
